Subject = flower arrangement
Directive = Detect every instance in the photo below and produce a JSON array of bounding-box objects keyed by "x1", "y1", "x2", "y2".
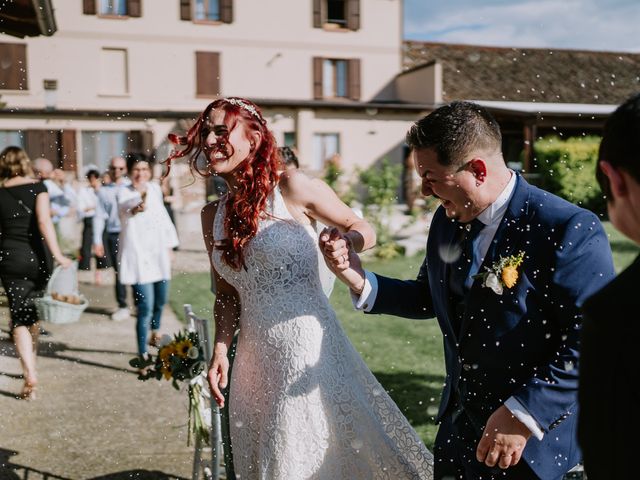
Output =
[
  {"x1": 129, "y1": 330, "x2": 210, "y2": 446},
  {"x1": 474, "y1": 251, "x2": 525, "y2": 295}
]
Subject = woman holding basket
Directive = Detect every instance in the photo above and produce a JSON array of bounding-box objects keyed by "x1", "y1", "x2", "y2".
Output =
[{"x1": 0, "y1": 146, "x2": 71, "y2": 400}]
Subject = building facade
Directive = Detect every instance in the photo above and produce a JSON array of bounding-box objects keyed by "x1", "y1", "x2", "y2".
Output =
[{"x1": 0, "y1": 0, "x2": 428, "y2": 207}]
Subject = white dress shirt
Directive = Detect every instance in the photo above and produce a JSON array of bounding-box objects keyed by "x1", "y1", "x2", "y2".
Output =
[{"x1": 352, "y1": 171, "x2": 545, "y2": 440}]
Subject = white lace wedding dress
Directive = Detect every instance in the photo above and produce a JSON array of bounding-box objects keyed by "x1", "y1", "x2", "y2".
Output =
[{"x1": 212, "y1": 187, "x2": 434, "y2": 480}]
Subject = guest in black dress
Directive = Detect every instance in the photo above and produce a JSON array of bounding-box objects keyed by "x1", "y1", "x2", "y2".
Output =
[{"x1": 0, "y1": 146, "x2": 71, "y2": 400}]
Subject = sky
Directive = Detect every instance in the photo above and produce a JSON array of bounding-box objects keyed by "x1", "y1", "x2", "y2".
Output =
[{"x1": 404, "y1": 0, "x2": 640, "y2": 52}]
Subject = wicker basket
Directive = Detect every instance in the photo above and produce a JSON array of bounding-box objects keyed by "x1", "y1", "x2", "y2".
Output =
[{"x1": 35, "y1": 264, "x2": 88, "y2": 324}]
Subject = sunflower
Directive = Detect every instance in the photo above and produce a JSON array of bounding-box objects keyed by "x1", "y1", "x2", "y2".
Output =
[
  {"x1": 160, "y1": 365, "x2": 172, "y2": 380},
  {"x1": 159, "y1": 344, "x2": 177, "y2": 361},
  {"x1": 175, "y1": 339, "x2": 194, "y2": 359}
]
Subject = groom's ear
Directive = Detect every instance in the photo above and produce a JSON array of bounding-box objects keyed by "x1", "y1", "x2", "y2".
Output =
[
  {"x1": 599, "y1": 161, "x2": 628, "y2": 200},
  {"x1": 468, "y1": 158, "x2": 487, "y2": 185}
]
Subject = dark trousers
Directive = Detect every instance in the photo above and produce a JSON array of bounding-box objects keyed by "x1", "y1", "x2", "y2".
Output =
[
  {"x1": 435, "y1": 409, "x2": 546, "y2": 480},
  {"x1": 105, "y1": 232, "x2": 127, "y2": 309},
  {"x1": 79, "y1": 218, "x2": 111, "y2": 270}
]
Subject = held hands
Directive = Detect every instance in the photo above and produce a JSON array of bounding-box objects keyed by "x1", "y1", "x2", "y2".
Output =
[
  {"x1": 207, "y1": 348, "x2": 230, "y2": 408},
  {"x1": 476, "y1": 405, "x2": 532, "y2": 470},
  {"x1": 319, "y1": 227, "x2": 366, "y2": 295}
]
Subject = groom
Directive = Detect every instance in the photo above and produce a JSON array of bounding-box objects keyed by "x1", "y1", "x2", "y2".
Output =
[{"x1": 321, "y1": 101, "x2": 615, "y2": 479}]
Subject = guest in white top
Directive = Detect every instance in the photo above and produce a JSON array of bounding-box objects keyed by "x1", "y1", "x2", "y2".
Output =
[
  {"x1": 77, "y1": 169, "x2": 111, "y2": 280},
  {"x1": 118, "y1": 153, "x2": 179, "y2": 358}
]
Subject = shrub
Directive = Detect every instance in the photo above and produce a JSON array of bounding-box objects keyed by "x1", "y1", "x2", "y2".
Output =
[
  {"x1": 359, "y1": 158, "x2": 403, "y2": 258},
  {"x1": 533, "y1": 135, "x2": 605, "y2": 213}
]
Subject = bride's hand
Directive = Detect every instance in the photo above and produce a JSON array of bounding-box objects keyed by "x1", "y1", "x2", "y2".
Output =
[
  {"x1": 320, "y1": 227, "x2": 366, "y2": 295},
  {"x1": 207, "y1": 352, "x2": 230, "y2": 407},
  {"x1": 319, "y1": 227, "x2": 351, "y2": 272}
]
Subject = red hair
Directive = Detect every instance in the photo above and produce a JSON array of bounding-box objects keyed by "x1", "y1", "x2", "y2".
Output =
[{"x1": 165, "y1": 98, "x2": 281, "y2": 270}]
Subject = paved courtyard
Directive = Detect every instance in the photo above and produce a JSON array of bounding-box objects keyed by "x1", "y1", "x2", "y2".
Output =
[{"x1": 0, "y1": 273, "x2": 194, "y2": 480}]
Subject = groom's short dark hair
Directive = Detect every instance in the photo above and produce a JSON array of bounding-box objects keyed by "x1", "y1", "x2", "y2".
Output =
[
  {"x1": 597, "y1": 92, "x2": 640, "y2": 197},
  {"x1": 406, "y1": 101, "x2": 502, "y2": 167}
]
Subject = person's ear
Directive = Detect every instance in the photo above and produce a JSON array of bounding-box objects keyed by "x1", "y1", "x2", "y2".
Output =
[
  {"x1": 600, "y1": 161, "x2": 628, "y2": 199},
  {"x1": 249, "y1": 131, "x2": 262, "y2": 152},
  {"x1": 468, "y1": 158, "x2": 487, "y2": 186}
]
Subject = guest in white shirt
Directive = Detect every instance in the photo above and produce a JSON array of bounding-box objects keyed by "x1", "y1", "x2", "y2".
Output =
[{"x1": 117, "y1": 153, "x2": 179, "y2": 360}]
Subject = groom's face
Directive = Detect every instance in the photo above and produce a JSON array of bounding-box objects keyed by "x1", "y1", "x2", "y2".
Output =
[{"x1": 413, "y1": 148, "x2": 481, "y2": 223}]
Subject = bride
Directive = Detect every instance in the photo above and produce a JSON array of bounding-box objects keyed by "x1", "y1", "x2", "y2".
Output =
[{"x1": 166, "y1": 97, "x2": 434, "y2": 479}]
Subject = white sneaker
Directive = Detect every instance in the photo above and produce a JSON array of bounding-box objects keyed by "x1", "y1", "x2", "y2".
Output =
[{"x1": 111, "y1": 308, "x2": 130, "y2": 322}]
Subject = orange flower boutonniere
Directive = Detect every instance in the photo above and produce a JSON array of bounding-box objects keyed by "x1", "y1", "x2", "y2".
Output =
[{"x1": 474, "y1": 251, "x2": 525, "y2": 295}]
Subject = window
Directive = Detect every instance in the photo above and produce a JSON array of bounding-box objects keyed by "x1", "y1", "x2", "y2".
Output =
[
  {"x1": 194, "y1": 0, "x2": 220, "y2": 21},
  {"x1": 0, "y1": 43, "x2": 28, "y2": 91},
  {"x1": 322, "y1": 59, "x2": 348, "y2": 98},
  {"x1": 83, "y1": 0, "x2": 141, "y2": 17},
  {"x1": 313, "y1": 133, "x2": 339, "y2": 171},
  {"x1": 326, "y1": 0, "x2": 346, "y2": 26},
  {"x1": 100, "y1": 48, "x2": 129, "y2": 96},
  {"x1": 283, "y1": 132, "x2": 296, "y2": 147},
  {"x1": 99, "y1": 0, "x2": 127, "y2": 15},
  {"x1": 196, "y1": 51, "x2": 220, "y2": 97},
  {"x1": 313, "y1": 0, "x2": 359, "y2": 30},
  {"x1": 0, "y1": 130, "x2": 25, "y2": 148},
  {"x1": 82, "y1": 131, "x2": 128, "y2": 172},
  {"x1": 181, "y1": 0, "x2": 233, "y2": 23},
  {"x1": 313, "y1": 57, "x2": 360, "y2": 100}
]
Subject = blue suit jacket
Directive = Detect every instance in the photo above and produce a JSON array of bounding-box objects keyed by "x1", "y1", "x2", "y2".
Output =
[{"x1": 370, "y1": 175, "x2": 615, "y2": 478}]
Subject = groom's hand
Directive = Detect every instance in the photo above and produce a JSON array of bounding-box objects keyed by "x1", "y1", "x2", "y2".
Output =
[
  {"x1": 476, "y1": 405, "x2": 531, "y2": 469},
  {"x1": 319, "y1": 227, "x2": 366, "y2": 295}
]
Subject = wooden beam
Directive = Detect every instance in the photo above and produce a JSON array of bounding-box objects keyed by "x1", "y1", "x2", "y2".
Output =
[{"x1": 522, "y1": 122, "x2": 537, "y2": 173}]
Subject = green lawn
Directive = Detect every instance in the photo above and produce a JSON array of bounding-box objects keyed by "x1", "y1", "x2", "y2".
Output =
[{"x1": 169, "y1": 221, "x2": 638, "y2": 449}]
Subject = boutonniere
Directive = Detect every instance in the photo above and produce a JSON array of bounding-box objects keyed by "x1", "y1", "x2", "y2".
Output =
[{"x1": 473, "y1": 251, "x2": 525, "y2": 295}]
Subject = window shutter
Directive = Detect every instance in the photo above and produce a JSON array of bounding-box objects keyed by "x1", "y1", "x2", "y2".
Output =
[
  {"x1": 347, "y1": 0, "x2": 360, "y2": 31},
  {"x1": 61, "y1": 130, "x2": 77, "y2": 173},
  {"x1": 180, "y1": 0, "x2": 192, "y2": 21},
  {"x1": 0, "y1": 43, "x2": 28, "y2": 91},
  {"x1": 313, "y1": 57, "x2": 323, "y2": 99},
  {"x1": 127, "y1": 0, "x2": 142, "y2": 17},
  {"x1": 312, "y1": 0, "x2": 322, "y2": 28},
  {"x1": 25, "y1": 130, "x2": 62, "y2": 167},
  {"x1": 348, "y1": 58, "x2": 360, "y2": 101},
  {"x1": 141, "y1": 130, "x2": 155, "y2": 156},
  {"x1": 128, "y1": 130, "x2": 143, "y2": 152},
  {"x1": 83, "y1": 0, "x2": 96, "y2": 15},
  {"x1": 220, "y1": 0, "x2": 233, "y2": 23},
  {"x1": 128, "y1": 130, "x2": 154, "y2": 155},
  {"x1": 196, "y1": 52, "x2": 221, "y2": 97}
]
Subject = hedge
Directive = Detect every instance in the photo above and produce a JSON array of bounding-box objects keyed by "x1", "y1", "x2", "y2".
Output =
[{"x1": 533, "y1": 135, "x2": 605, "y2": 213}]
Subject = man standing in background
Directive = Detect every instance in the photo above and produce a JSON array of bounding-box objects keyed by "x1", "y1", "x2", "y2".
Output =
[{"x1": 92, "y1": 156, "x2": 130, "y2": 321}]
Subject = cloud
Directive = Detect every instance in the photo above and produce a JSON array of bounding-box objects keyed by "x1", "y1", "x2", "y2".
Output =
[{"x1": 404, "y1": 0, "x2": 640, "y2": 52}]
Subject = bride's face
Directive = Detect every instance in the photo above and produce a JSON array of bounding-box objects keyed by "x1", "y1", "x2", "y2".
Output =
[{"x1": 201, "y1": 108, "x2": 260, "y2": 176}]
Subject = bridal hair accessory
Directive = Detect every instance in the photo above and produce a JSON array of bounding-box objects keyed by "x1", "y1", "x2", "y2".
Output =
[
  {"x1": 224, "y1": 97, "x2": 266, "y2": 125},
  {"x1": 473, "y1": 251, "x2": 525, "y2": 295}
]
